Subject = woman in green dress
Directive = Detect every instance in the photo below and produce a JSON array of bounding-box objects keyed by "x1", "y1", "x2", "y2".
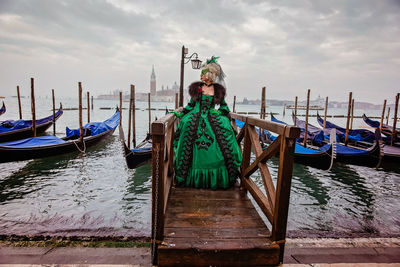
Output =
[{"x1": 171, "y1": 57, "x2": 242, "y2": 190}]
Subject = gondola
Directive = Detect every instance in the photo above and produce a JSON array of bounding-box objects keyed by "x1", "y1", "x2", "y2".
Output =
[
  {"x1": 119, "y1": 124, "x2": 152, "y2": 169},
  {"x1": 362, "y1": 114, "x2": 399, "y2": 143},
  {"x1": 0, "y1": 110, "x2": 119, "y2": 163},
  {"x1": 236, "y1": 118, "x2": 335, "y2": 170},
  {"x1": 316, "y1": 113, "x2": 376, "y2": 144},
  {"x1": 0, "y1": 105, "x2": 63, "y2": 142},
  {"x1": 0, "y1": 102, "x2": 5, "y2": 116},
  {"x1": 292, "y1": 114, "x2": 381, "y2": 168},
  {"x1": 373, "y1": 128, "x2": 400, "y2": 170}
]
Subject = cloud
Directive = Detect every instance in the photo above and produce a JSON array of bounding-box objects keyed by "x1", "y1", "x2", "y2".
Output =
[{"x1": 0, "y1": 0, "x2": 399, "y2": 103}]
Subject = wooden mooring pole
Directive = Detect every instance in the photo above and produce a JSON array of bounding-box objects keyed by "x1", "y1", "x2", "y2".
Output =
[
  {"x1": 52, "y1": 89, "x2": 56, "y2": 136},
  {"x1": 128, "y1": 85, "x2": 134, "y2": 149},
  {"x1": 350, "y1": 98, "x2": 355, "y2": 129},
  {"x1": 233, "y1": 95, "x2": 236, "y2": 113},
  {"x1": 294, "y1": 96, "x2": 298, "y2": 126},
  {"x1": 386, "y1": 107, "x2": 391, "y2": 125},
  {"x1": 175, "y1": 93, "x2": 178, "y2": 110},
  {"x1": 78, "y1": 82, "x2": 83, "y2": 144},
  {"x1": 391, "y1": 93, "x2": 399, "y2": 146},
  {"x1": 303, "y1": 89, "x2": 310, "y2": 147},
  {"x1": 119, "y1": 92, "x2": 122, "y2": 126},
  {"x1": 380, "y1": 100, "x2": 387, "y2": 131},
  {"x1": 323, "y1": 96, "x2": 328, "y2": 129},
  {"x1": 17, "y1": 85, "x2": 22, "y2": 119},
  {"x1": 91, "y1": 95, "x2": 94, "y2": 110},
  {"x1": 87, "y1": 92, "x2": 90, "y2": 123},
  {"x1": 260, "y1": 87, "x2": 266, "y2": 119},
  {"x1": 148, "y1": 93, "x2": 151, "y2": 133},
  {"x1": 132, "y1": 85, "x2": 136, "y2": 148},
  {"x1": 345, "y1": 92, "x2": 352, "y2": 146},
  {"x1": 31, "y1": 78, "x2": 36, "y2": 137}
]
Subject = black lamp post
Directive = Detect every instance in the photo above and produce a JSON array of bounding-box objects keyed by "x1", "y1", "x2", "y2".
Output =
[{"x1": 179, "y1": 45, "x2": 202, "y2": 107}]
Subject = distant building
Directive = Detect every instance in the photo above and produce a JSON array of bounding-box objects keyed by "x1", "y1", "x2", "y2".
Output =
[{"x1": 150, "y1": 65, "x2": 156, "y2": 96}]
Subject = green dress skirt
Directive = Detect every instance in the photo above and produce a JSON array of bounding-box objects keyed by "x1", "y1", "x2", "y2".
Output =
[{"x1": 174, "y1": 94, "x2": 242, "y2": 190}]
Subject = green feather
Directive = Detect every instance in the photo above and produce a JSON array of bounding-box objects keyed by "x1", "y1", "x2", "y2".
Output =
[{"x1": 206, "y1": 56, "x2": 219, "y2": 64}]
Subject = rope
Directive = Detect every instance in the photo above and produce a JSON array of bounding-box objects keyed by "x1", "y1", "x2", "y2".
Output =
[{"x1": 73, "y1": 138, "x2": 86, "y2": 154}]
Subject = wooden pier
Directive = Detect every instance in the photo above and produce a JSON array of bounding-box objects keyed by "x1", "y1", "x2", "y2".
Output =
[{"x1": 151, "y1": 111, "x2": 300, "y2": 266}]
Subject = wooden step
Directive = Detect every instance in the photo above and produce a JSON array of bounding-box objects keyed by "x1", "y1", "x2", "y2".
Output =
[{"x1": 157, "y1": 187, "x2": 280, "y2": 266}]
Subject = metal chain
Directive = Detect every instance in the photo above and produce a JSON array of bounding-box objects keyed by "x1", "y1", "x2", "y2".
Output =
[{"x1": 151, "y1": 147, "x2": 160, "y2": 265}]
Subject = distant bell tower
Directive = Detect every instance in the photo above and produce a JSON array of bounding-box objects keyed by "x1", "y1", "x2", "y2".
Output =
[{"x1": 150, "y1": 65, "x2": 156, "y2": 96}]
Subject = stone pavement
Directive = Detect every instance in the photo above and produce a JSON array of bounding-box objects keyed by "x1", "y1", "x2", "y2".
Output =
[{"x1": 0, "y1": 238, "x2": 399, "y2": 266}]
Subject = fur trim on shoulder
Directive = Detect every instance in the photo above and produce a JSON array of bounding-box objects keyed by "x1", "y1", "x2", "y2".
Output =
[
  {"x1": 213, "y1": 83, "x2": 226, "y2": 105},
  {"x1": 188, "y1": 81, "x2": 204, "y2": 102},
  {"x1": 188, "y1": 81, "x2": 226, "y2": 104}
]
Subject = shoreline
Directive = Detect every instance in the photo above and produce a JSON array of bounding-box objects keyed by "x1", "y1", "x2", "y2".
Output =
[{"x1": 1, "y1": 237, "x2": 399, "y2": 265}]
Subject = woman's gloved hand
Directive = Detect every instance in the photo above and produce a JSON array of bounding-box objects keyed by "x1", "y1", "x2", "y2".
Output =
[
  {"x1": 169, "y1": 111, "x2": 184, "y2": 117},
  {"x1": 210, "y1": 108, "x2": 221, "y2": 115}
]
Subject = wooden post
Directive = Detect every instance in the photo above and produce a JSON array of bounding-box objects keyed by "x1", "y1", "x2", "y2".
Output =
[
  {"x1": 175, "y1": 93, "x2": 178, "y2": 110},
  {"x1": 148, "y1": 93, "x2": 151, "y2": 133},
  {"x1": 260, "y1": 87, "x2": 266, "y2": 141},
  {"x1": 282, "y1": 104, "x2": 286, "y2": 116},
  {"x1": 380, "y1": 100, "x2": 387, "y2": 131},
  {"x1": 132, "y1": 85, "x2": 136, "y2": 148},
  {"x1": 350, "y1": 98, "x2": 354, "y2": 129},
  {"x1": 52, "y1": 89, "x2": 56, "y2": 136},
  {"x1": 323, "y1": 96, "x2": 328, "y2": 129},
  {"x1": 91, "y1": 95, "x2": 94, "y2": 110},
  {"x1": 179, "y1": 45, "x2": 185, "y2": 107},
  {"x1": 31, "y1": 78, "x2": 36, "y2": 137},
  {"x1": 233, "y1": 95, "x2": 236, "y2": 113},
  {"x1": 344, "y1": 92, "x2": 352, "y2": 146},
  {"x1": 391, "y1": 93, "x2": 399, "y2": 146},
  {"x1": 303, "y1": 89, "x2": 310, "y2": 147},
  {"x1": 386, "y1": 107, "x2": 391, "y2": 125},
  {"x1": 128, "y1": 85, "x2": 133, "y2": 149},
  {"x1": 260, "y1": 87, "x2": 266, "y2": 119},
  {"x1": 294, "y1": 96, "x2": 298, "y2": 126},
  {"x1": 272, "y1": 126, "x2": 296, "y2": 263},
  {"x1": 17, "y1": 86, "x2": 22, "y2": 119},
  {"x1": 78, "y1": 82, "x2": 83, "y2": 144},
  {"x1": 119, "y1": 92, "x2": 122, "y2": 126},
  {"x1": 87, "y1": 91, "x2": 90, "y2": 123}
]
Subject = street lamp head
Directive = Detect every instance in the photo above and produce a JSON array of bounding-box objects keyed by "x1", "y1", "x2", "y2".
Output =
[{"x1": 191, "y1": 58, "x2": 202, "y2": 69}]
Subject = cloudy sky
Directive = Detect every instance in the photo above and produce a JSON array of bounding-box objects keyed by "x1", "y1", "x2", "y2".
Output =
[{"x1": 0, "y1": 0, "x2": 399, "y2": 104}]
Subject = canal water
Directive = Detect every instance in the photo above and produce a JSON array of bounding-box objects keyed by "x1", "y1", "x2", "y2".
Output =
[{"x1": 0, "y1": 96, "x2": 399, "y2": 238}]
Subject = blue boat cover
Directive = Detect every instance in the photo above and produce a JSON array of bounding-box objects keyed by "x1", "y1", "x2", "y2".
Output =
[
  {"x1": 0, "y1": 136, "x2": 66, "y2": 148},
  {"x1": 66, "y1": 111, "x2": 120, "y2": 138},
  {"x1": 0, "y1": 102, "x2": 5, "y2": 115},
  {"x1": 317, "y1": 114, "x2": 375, "y2": 143},
  {"x1": 335, "y1": 143, "x2": 370, "y2": 155},
  {"x1": 245, "y1": 121, "x2": 331, "y2": 155},
  {"x1": 234, "y1": 119, "x2": 272, "y2": 138},
  {"x1": 0, "y1": 109, "x2": 63, "y2": 133},
  {"x1": 295, "y1": 143, "x2": 331, "y2": 154},
  {"x1": 271, "y1": 114, "x2": 326, "y2": 145},
  {"x1": 132, "y1": 146, "x2": 152, "y2": 153},
  {"x1": 362, "y1": 114, "x2": 380, "y2": 128}
]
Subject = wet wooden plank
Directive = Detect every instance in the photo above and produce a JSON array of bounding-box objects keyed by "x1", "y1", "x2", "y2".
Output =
[
  {"x1": 158, "y1": 244, "x2": 279, "y2": 267},
  {"x1": 159, "y1": 186, "x2": 279, "y2": 266},
  {"x1": 164, "y1": 227, "x2": 270, "y2": 239}
]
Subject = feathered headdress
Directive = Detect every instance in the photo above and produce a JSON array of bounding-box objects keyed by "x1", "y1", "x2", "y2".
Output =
[{"x1": 201, "y1": 56, "x2": 226, "y2": 87}]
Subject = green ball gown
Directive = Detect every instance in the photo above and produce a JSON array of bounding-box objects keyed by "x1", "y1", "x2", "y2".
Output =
[{"x1": 173, "y1": 83, "x2": 242, "y2": 190}]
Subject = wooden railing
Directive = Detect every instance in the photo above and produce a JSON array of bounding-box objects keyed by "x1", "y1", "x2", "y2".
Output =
[
  {"x1": 151, "y1": 109, "x2": 181, "y2": 264},
  {"x1": 231, "y1": 113, "x2": 300, "y2": 262},
  {"x1": 151, "y1": 111, "x2": 300, "y2": 264}
]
